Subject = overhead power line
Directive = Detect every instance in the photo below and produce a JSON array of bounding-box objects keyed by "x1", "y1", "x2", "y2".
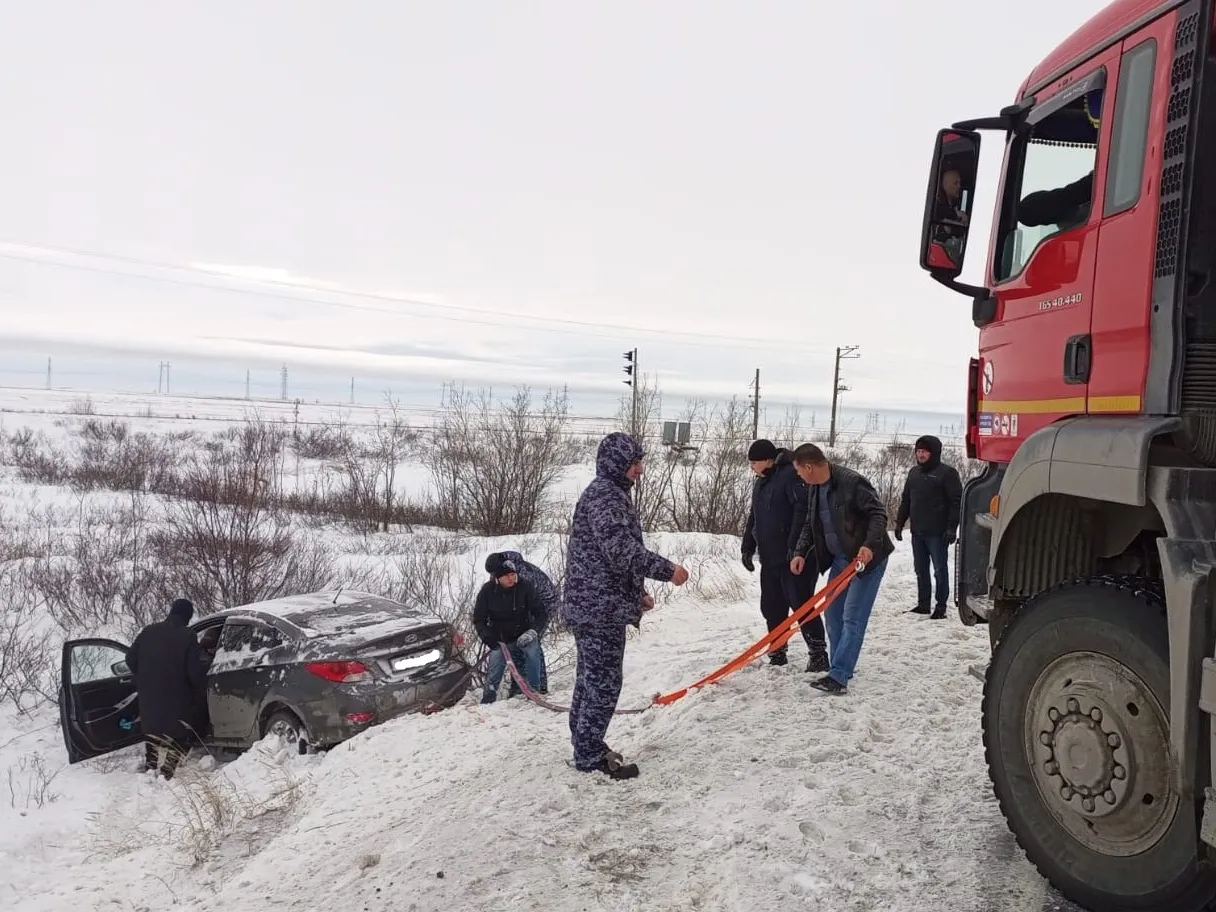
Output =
[{"x1": 0, "y1": 240, "x2": 962, "y2": 366}]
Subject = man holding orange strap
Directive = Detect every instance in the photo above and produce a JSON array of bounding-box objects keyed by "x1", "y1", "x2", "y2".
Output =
[{"x1": 790, "y1": 444, "x2": 894, "y2": 694}]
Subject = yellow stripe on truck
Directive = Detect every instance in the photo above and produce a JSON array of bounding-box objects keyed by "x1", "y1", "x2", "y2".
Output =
[{"x1": 978, "y1": 396, "x2": 1141, "y2": 414}]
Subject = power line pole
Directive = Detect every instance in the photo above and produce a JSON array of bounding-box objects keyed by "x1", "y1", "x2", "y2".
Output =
[
  {"x1": 280, "y1": 364, "x2": 288, "y2": 401},
  {"x1": 750, "y1": 368, "x2": 760, "y2": 441},
  {"x1": 245, "y1": 369, "x2": 251, "y2": 400},
  {"x1": 350, "y1": 377, "x2": 355, "y2": 405},
  {"x1": 622, "y1": 348, "x2": 639, "y2": 437},
  {"x1": 829, "y1": 345, "x2": 860, "y2": 448},
  {"x1": 165, "y1": 361, "x2": 171, "y2": 394},
  {"x1": 45, "y1": 357, "x2": 51, "y2": 390},
  {"x1": 157, "y1": 362, "x2": 163, "y2": 394}
]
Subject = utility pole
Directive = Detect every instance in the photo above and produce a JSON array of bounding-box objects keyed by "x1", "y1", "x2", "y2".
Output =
[
  {"x1": 165, "y1": 361, "x2": 171, "y2": 394},
  {"x1": 829, "y1": 345, "x2": 860, "y2": 447},
  {"x1": 280, "y1": 364, "x2": 288, "y2": 401},
  {"x1": 749, "y1": 369, "x2": 761, "y2": 441},
  {"x1": 622, "y1": 348, "x2": 639, "y2": 437},
  {"x1": 45, "y1": 357, "x2": 51, "y2": 390},
  {"x1": 245, "y1": 369, "x2": 251, "y2": 400},
  {"x1": 350, "y1": 377, "x2": 355, "y2": 405},
  {"x1": 157, "y1": 362, "x2": 163, "y2": 394}
]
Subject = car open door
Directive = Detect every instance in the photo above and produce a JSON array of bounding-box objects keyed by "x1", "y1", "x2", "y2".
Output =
[{"x1": 60, "y1": 638, "x2": 142, "y2": 764}]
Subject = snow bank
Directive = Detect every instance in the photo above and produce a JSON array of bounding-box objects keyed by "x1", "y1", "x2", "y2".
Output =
[{"x1": 0, "y1": 544, "x2": 1074, "y2": 912}]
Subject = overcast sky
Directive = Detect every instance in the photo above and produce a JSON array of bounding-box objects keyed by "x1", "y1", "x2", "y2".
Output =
[{"x1": 0, "y1": 0, "x2": 1108, "y2": 414}]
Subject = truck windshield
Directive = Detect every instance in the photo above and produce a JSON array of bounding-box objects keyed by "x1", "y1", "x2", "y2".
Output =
[{"x1": 995, "y1": 88, "x2": 1103, "y2": 281}]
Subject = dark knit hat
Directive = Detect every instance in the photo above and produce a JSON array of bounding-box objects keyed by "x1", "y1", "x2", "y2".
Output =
[
  {"x1": 169, "y1": 598, "x2": 194, "y2": 623},
  {"x1": 914, "y1": 435, "x2": 942, "y2": 453},
  {"x1": 484, "y1": 553, "x2": 517, "y2": 579},
  {"x1": 747, "y1": 438, "x2": 778, "y2": 461}
]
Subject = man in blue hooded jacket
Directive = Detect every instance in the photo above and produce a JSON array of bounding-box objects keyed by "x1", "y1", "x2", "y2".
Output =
[{"x1": 563, "y1": 432, "x2": 689, "y2": 780}]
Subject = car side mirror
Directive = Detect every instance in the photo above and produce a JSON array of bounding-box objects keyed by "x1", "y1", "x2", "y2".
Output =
[
  {"x1": 920, "y1": 128, "x2": 981, "y2": 279},
  {"x1": 111, "y1": 660, "x2": 131, "y2": 677}
]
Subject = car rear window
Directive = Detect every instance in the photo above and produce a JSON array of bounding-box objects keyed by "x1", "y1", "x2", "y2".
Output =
[{"x1": 284, "y1": 599, "x2": 419, "y2": 635}]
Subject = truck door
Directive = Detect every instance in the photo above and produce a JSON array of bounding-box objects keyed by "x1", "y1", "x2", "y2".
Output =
[{"x1": 979, "y1": 47, "x2": 1119, "y2": 453}]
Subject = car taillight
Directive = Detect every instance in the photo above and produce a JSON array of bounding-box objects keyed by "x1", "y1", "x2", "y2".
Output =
[
  {"x1": 450, "y1": 629, "x2": 465, "y2": 648},
  {"x1": 305, "y1": 661, "x2": 370, "y2": 683}
]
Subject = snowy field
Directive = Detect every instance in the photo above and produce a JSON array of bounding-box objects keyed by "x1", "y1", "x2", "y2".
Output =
[{"x1": 0, "y1": 395, "x2": 1082, "y2": 912}]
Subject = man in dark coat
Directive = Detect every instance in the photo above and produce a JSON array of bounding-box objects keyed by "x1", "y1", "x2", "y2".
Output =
[
  {"x1": 894, "y1": 434, "x2": 963, "y2": 619},
  {"x1": 562, "y1": 432, "x2": 688, "y2": 780},
  {"x1": 126, "y1": 598, "x2": 209, "y2": 779},
  {"x1": 485, "y1": 550, "x2": 553, "y2": 695},
  {"x1": 741, "y1": 438, "x2": 828, "y2": 672},
  {"x1": 790, "y1": 444, "x2": 895, "y2": 695},
  {"x1": 473, "y1": 560, "x2": 546, "y2": 703}
]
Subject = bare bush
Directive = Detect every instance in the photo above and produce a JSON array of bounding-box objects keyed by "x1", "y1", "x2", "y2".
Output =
[
  {"x1": 7, "y1": 752, "x2": 62, "y2": 811},
  {"x1": 154, "y1": 437, "x2": 334, "y2": 613},
  {"x1": 24, "y1": 494, "x2": 163, "y2": 638},
  {"x1": 425, "y1": 385, "x2": 575, "y2": 535},
  {"x1": 66, "y1": 395, "x2": 96, "y2": 416},
  {"x1": 71, "y1": 419, "x2": 180, "y2": 494},
  {"x1": 330, "y1": 397, "x2": 417, "y2": 533},
  {"x1": 664, "y1": 398, "x2": 753, "y2": 535},
  {"x1": 0, "y1": 568, "x2": 58, "y2": 714},
  {"x1": 6, "y1": 429, "x2": 71, "y2": 485}
]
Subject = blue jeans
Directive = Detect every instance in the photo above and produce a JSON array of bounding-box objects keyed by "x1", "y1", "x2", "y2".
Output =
[
  {"x1": 481, "y1": 639, "x2": 543, "y2": 703},
  {"x1": 823, "y1": 553, "x2": 888, "y2": 685},
  {"x1": 911, "y1": 533, "x2": 950, "y2": 608}
]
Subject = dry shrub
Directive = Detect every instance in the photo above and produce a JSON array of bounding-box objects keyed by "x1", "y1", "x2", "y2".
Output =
[
  {"x1": 425, "y1": 385, "x2": 576, "y2": 535},
  {"x1": 154, "y1": 452, "x2": 335, "y2": 614},
  {"x1": 24, "y1": 495, "x2": 163, "y2": 637}
]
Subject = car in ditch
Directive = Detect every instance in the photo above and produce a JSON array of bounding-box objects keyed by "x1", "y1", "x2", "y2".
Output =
[{"x1": 59, "y1": 589, "x2": 472, "y2": 763}]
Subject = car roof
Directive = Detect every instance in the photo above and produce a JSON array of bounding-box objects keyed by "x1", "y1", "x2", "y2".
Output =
[{"x1": 204, "y1": 590, "x2": 444, "y2": 638}]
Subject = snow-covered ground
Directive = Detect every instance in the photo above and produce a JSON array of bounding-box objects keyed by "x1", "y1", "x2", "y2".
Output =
[
  {"x1": 0, "y1": 541, "x2": 1086, "y2": 911},
  {"x1": 0, "y1": 397, "x2": 1079, "y2": 911}
]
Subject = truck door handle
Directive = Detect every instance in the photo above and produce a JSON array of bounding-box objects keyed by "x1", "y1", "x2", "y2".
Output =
[{"x1": 1063, "y1": 334, "x2": 1091, "y2": 384}]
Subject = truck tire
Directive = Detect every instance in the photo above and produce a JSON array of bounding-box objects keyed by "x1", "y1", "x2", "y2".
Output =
[{"x1": 983, "y1": 576, "x2": 1216, "y2": 911}]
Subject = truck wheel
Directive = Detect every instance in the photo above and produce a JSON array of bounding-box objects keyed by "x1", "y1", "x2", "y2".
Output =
[{"x1": 983, "y1": 577, "x2": 1216, "y2": 912}]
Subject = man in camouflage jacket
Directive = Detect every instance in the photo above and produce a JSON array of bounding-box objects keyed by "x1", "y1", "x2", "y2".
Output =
[{"x1": 562, "y1": 432, "x2": 688, "y2": 780}]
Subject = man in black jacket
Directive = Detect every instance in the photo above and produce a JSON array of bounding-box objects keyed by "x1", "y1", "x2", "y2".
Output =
[
  {"x1": 894, "y1": 435, "x2": 963, "y2": 619},
  {"x1": 126, "y1": 598, "x2": 209, "y2": 780},
  {"x1": 473, "y1": 560, "x2": 546, "y2": 704},
  {"x1": 790, "y1": 444, "x2": 895, "y2": 695},
  {"x1": 741, "y1": 439, "x2": 828, "y2": 672}
]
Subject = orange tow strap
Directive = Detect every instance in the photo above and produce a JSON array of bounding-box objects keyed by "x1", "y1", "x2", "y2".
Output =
[
  {"x1": 650, "y1": 560, "x2": 861, "y2": 706},
  {"x1": 499, "y1": 561, "x2": 863, "y2": 713}
]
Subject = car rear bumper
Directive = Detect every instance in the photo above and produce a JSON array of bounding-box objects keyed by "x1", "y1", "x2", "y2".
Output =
[{"x1": 296, "y1": 659, "x2": 471, "y2": 747}]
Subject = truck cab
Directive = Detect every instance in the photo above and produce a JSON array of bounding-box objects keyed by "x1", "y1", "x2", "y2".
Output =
[{"x1": 919, "y1": 1, "x2": 1216, "y2": 909}]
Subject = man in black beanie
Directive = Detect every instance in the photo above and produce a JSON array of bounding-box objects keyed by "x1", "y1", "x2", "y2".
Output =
[
  {"x1": 125, "y1": 597, "x2": 210, "y2": 779},
  {"x1": 894, "y1": 435, "x2": 963, "y2": 619},
  {"x1": 741, "y1": 438, "x2": 829, "y2": 671}
]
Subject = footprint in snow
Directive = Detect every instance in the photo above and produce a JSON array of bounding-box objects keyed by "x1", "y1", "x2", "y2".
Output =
[{"x1": 799, "y1": 820, "x2": 826, "y2": 842}]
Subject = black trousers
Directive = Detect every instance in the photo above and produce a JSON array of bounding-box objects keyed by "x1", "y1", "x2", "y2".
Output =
[
  {"x1": 144, "y1": 734, "x2": 188, "y2": 780},
  {"x1": 759, "y1": 561, "x2": 826, "y2": 651}
]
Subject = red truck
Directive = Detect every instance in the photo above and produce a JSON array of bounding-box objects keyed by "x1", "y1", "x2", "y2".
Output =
[{"x1": 919, "y1": 1, "x2": 1216, "y2": 909}]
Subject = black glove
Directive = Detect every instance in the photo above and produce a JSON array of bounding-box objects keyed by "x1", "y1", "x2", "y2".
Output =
[
  {"x1": 894, "y1": 526, "x2": 903, "y2": 542},
  {"x1": 944, "y1": 529, "x2": 957, "y2": 545},
  {"x1": 741, "y1": 553, "x2": 755, "y2": 572}
]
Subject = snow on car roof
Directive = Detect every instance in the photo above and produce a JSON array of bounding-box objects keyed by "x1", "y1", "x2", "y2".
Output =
[{"x1": 227, "y1": 590, "x2": 443, "y2": 637}]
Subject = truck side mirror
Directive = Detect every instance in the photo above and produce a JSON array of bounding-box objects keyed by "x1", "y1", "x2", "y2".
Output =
[{"x1": 920, "y1": 128, "x2": 981, "y2": 279}]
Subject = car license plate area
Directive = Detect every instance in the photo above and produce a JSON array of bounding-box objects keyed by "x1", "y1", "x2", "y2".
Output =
[{"x1": 389, "y1": 648, "x2": 443, "y2": 674}]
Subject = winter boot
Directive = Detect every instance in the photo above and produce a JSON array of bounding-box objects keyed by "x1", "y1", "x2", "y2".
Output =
[
  {"x1": 768, "y1": 647, "x2": 789, "y2": 667},
  {"x1": 931, "y1": 606, "x2": 948, "y2": 620},
  {"x1": 594, "y1": 754, "x2": 639, "y2": 780},
  {"x1": 809, "y1": 674, "x2": 847, "y2": 695},
  {"x1": 805, "y1": 642, "x2": 830, "y2": 674},
  {"x1": 907, "y1": 605, "x2": 931, "y2": 615}
]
